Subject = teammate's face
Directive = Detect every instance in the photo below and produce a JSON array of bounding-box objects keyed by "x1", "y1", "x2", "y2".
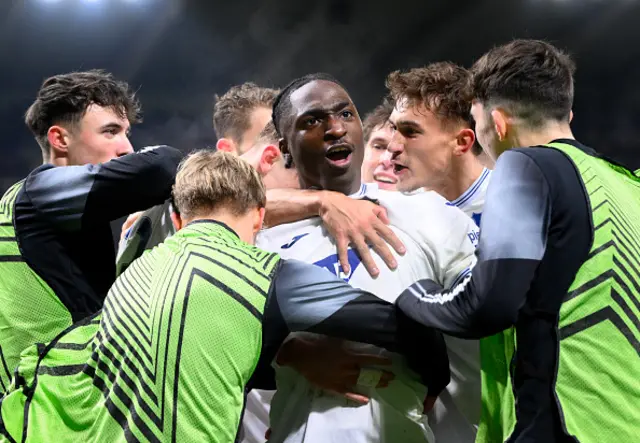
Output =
[
  {"x1": 283, "y1": 80, "x2": 364, "y2": 194},
  {"x1": 388, "y1": 99, "x2": 456, "y2": 193},
  {"x1": 65, "y1": 104, "x2": 133, "y2": 165},
  {"x1": 362, "y1": 123, "x2": 397, "y2": 190},
  {"x1": 236, "y1": 106, "x2": 272, "y2": 155}
]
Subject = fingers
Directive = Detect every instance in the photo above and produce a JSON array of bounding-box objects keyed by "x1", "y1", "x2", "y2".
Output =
[
  {"x1": 335, "y1": 234, "x2": 351, "y2": 275},
  {"x1": 351, "y1": 235, "x2": 379, "y2": 277},
  {"x1": 372, "y1": 218, "x2": 406, "y2": 256},
  {"x1": 373, "y1": 205, "x2": 391, "y2": 225},
  {"x1": 265, "y1": 428, "x2": 272, "y2": 440},
  {"x1": 343, "y1": 392, "x2": 370, "y2": 405},
  {"x1": 366, "y1": 232, "x2": 397, "y2": 271}
]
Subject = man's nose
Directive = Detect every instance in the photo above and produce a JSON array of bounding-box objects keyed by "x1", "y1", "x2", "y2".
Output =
[
  {"x1": 379, "y1": 149, "x2": 394, "y2": 169},
  {"x1": 386, "y1": 134, "x2": 403, "y2": 154},
  {"x1": 118, "y1": 137, "x2": 134, "y2": 156},
  {"x1": 325, "y1": 115, "x2": 347, "y2": 139}
]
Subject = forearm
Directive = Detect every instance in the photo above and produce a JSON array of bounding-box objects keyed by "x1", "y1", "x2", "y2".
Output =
[
  {"x1": 264, "y1": 188, "x2": 325, "y2": 227},
  {"x1": 396, "y1": 259, "x2": 534, "y2": 339}
]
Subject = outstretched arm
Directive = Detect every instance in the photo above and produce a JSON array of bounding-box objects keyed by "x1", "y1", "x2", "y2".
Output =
[
  {"x1": 396, "y1": 150, "x2": 552, "y2": 338},
  {"x1": 26, "y1": 145, "x2": 182, "y2": 232},
  {"x1": 266, "y1": 259, "x2": 450, "y2": 395}
]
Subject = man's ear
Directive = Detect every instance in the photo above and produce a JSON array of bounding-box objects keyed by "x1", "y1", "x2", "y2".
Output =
[
  {"x1": 170, "y1": 209, "x2": 184, "y2": 231},
  {"x1": 569, "y1": 110, "x2": 574, "y2": 123},
  {"x1": 47, "y1": 125, "x2": 70, "y2": 160},
  {"x1": 250, "y1": 207, "x2": 266, "y2": 244},
  {"x1": 453, "y1": 128, "x2": 476, "y2": 156},
  {"x1": 258, "y1": 144, "x2": 282, "y2": 175},
  {"x1": 490, "y1": 109, "x2": 509, "y2": 142},
  {"x1": 216, "y1": 138, "x2": 237, "y2": 154}
]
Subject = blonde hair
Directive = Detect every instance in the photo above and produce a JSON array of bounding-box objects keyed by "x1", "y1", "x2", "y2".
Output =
[{"x1": 172, "y1": 150, "x2": 266, "y2": 219}]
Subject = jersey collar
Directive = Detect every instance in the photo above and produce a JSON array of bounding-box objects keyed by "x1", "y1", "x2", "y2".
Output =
[
  {"x1": 182, "y1": 219, "x2": 240, "y2": 241},
  {"x1": 449, "y1": 167, "x2": 490, "y2": 208}
]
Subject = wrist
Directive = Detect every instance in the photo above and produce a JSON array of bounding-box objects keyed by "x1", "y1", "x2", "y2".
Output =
[{"x1": 316, "y1": 190, "x2": 336, "y2": 217}]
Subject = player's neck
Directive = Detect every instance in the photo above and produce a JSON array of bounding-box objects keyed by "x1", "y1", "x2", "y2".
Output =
[
  {"x1": 185, "y1": 212, "x2": 257, "y2": 245},
  {"x1": 511, "y1": 122, "x2": 575, "y2": 149},
  {"x1": 300, "y1": 174, "x2": 362, "y2": 196},
  {"x1": 441, "y1": 155, "x2": 485, "y2": 202}
]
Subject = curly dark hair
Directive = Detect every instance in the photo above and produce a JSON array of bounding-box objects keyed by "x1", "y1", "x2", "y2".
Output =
[
  {"x1": 470, "y1": 39, "x2": 575, "y2": 126},
  {"x1": 213, "y1": 82, "x2": 279, "y2": 144},
  {"x1": 386, "y1": 62, "x2": 481, "y2": 155},
  {"x1": 25, "y1": 69, "x2": 142, "y2": 159}
]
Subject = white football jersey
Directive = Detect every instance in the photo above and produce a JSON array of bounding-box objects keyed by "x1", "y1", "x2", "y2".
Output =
[
  {"x1": 448, "y1": 167, "x2": 491, "y2": 228},
  {"x1": 429, "y1": 167, "x2": 492, "y2": 443},
  {"x1": 253, "y1": 183, "x2": 478, "y2": 443}
]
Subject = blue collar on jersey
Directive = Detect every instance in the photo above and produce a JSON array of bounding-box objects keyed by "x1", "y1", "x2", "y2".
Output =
[{"x1": 449, "y1": 168, "x2": 490, "y2": 208}]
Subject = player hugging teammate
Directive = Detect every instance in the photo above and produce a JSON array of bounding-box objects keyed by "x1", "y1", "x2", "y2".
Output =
[{"x1": 1, "y1": 39, "x2": 639, "y2": 443}]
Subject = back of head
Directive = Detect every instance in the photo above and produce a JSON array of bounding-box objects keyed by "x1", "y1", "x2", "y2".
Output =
[
  {"x1": 363, "y1": 98, "x2": 394, "y2": 144},
  {"x1": 172, "y1": 150, "x2": 266, "y2": 220},
  {"x1": 386, "y1": 62, "x2": 482, "y2": 154},
  {"x1": 253, "y1": 120, "x2": 280, "y2": 147},
  {"x1": 25, "y1": 69, "x2": 141, "y2": 160},
  {"x1": 272, "y1": 72, "x2": 346, "y2": 138},
  {"x1": 213, "y1": 83, "x2": 279, "y2": 144},
  {"x1": 470, "y1": 39, "x2": 576, "y2": 126}
]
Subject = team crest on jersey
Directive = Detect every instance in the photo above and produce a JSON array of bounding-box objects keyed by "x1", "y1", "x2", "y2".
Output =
[
  {"x1": 314, "y1": 249, "x2": 362, "y2": 282},
  {"x1": 281, "y1": 233, "x2": 309, "y2": 249}
]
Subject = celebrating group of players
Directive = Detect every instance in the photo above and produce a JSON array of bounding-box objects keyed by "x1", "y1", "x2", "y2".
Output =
[{"x1": 0, "y1": 38, "x2": 639, "y2": 443}]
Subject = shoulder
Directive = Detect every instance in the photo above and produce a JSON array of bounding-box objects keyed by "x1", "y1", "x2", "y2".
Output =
[
  {"x1": 378, "y1": 190, "x2": 478, "y2": 251},
  {"x1": 257, "y1": 218, "x2": 321, "y2": 250}
]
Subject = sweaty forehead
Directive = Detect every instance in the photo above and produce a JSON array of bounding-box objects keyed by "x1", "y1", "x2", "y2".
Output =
[{"x1": 289, "y1": 80, "x2": 352, "y2": 116}]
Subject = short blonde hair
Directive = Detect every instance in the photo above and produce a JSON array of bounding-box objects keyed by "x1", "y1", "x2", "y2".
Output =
[{"x1": 172, "y1": 150, "x2": 266, "y2": 219}]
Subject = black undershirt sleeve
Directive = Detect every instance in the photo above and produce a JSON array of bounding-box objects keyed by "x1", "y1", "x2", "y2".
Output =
[
  {"x1": 396, "y1": 150, "x2": 552, "y2": 339},
  {"x1": 26, "y1": 145, "x2": 183, "y2": 232},
  {"x1": 251, "y1": 259, "x2": 450, "y2": 395}
]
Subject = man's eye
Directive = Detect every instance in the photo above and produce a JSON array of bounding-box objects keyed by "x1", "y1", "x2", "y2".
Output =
[
  {"x1": 373, "y1": 144, "x2": 386, "y2": 150},
  {"x1": 341, "y1": 110, "x2": 353, "y2": 118},
  {"x1": 305, "y1": 117, "x2": 319, "y2": 126}
]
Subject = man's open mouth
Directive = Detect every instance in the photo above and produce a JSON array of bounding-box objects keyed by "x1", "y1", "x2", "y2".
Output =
[
  {"x1": 325, "y1": 144, "x2": 353, "y2": 166},
  {"x1": 393, "y1": 163, "x2": 408, "y2": 174}
]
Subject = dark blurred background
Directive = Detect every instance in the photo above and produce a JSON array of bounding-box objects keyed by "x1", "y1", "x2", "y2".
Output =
[{"x1": 2, "y1": 0, "x2": 640, "y2": 192}]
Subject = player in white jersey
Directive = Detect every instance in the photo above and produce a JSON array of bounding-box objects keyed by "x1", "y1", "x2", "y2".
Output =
[
  {"x1": 115, "y1": 119, "x2": 412, "y2": 443},
  {"x1": 258, "y1": 185, "x2": 477, "y2": 443},
  {"x1": 384, "y1": 62, "x2": 494, "y2": 442},
  {"x1": 260, "y1": 73, "x2": 478, "y2": 443}
]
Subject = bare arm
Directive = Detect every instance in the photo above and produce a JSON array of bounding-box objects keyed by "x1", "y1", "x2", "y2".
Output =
[
  {"x1": 264, "y1": 188, "x2": 324, "y2": 227},
  {"x1": 265, "y1": 188, "x2": 406, "y2": 277}
]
